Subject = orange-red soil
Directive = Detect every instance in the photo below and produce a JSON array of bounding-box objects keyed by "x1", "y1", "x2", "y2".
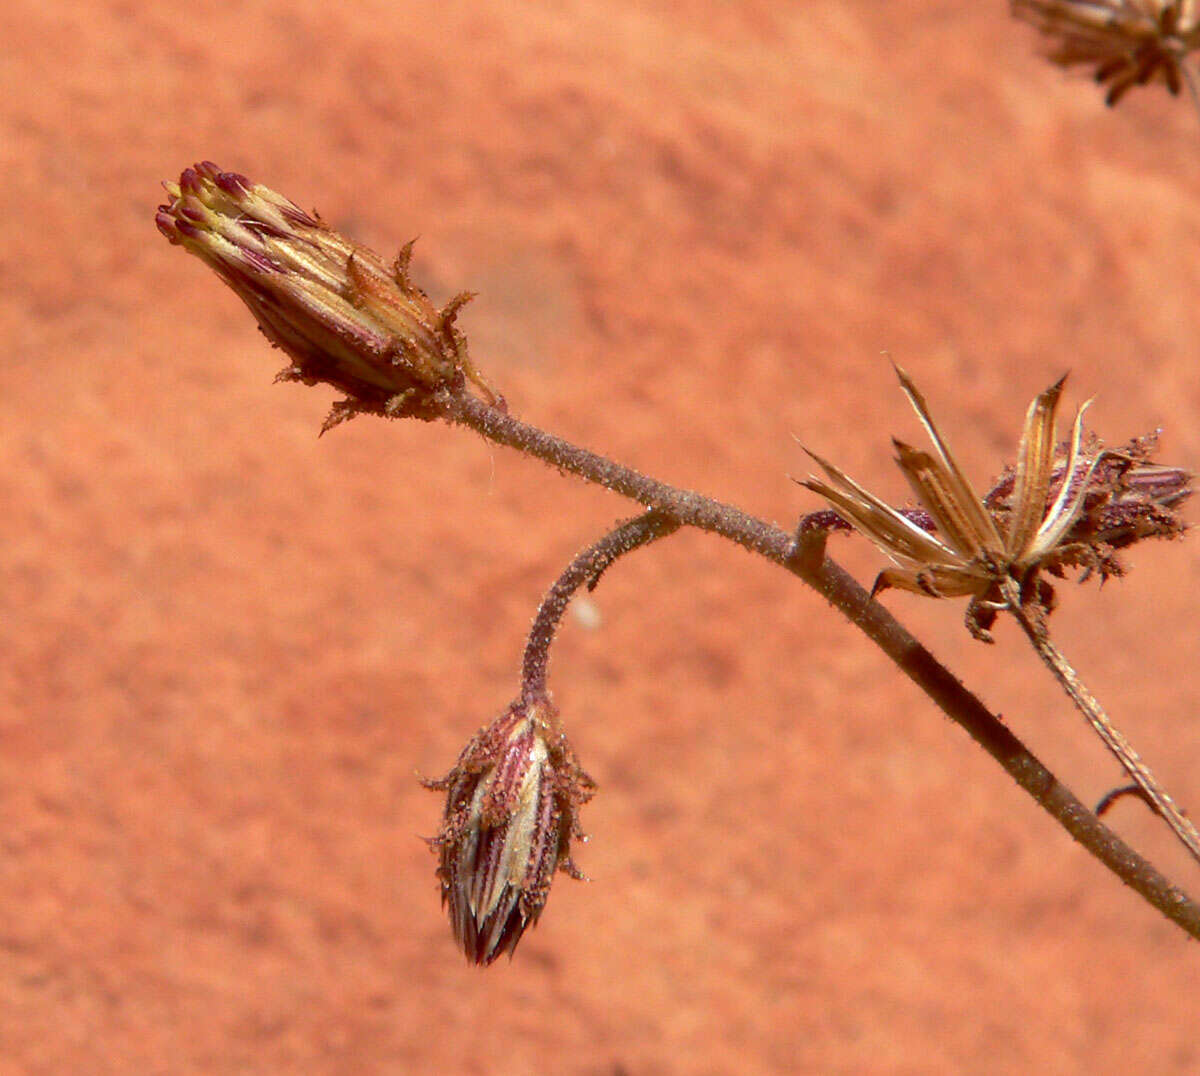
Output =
[{"x1": 3, "y1": 2, "x2": 1199, "y2": 1072}]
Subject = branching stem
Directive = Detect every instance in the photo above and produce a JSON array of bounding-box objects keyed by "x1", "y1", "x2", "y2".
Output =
[{"x1": 435, "y1": 389, "x2": 1200, "y2": 940}]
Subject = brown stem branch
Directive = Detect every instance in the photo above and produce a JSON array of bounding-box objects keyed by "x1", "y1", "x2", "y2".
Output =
[
  {"x1": 1001, "y1": 578, "x2": 1200, "y2": 865},
  {"x1": 435, "y1": 389, "x2": 1200, "y2": 940}
]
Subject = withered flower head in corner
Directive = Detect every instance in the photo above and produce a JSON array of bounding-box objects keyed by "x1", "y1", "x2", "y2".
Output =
[
  {"x1": 800, "y1": 365, "x2": 1190, "y2": 641},
  {"x1": 156, "y1": 162, "x2": 499, "y2": 428},
  {"x1": 426, "y1": 696, "x2": 595, "y2": 966},
  {"x1": 1012, "y1": 0, "x2": 1200, "y2": 106}
]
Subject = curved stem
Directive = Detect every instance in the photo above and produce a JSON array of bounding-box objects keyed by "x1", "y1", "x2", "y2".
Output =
[
  {"x1": 521, "y1": 510, "x2": 680, "y2": 699},
  {"x1": 1001, "y1": 578, "x2": 1200, "y2": 865},
  {"x1": 436, "y1": 390, "x2": 1200, "y2": 940}
]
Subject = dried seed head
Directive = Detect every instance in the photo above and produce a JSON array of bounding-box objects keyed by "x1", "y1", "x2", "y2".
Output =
[
  {"x1": 156, "y1": 162, "x2": 499, "y2": 427},
  {"x1": 986, "y1": 429, "x2": 1192, "y2": 582},
  {"x1": 425, "y1": 697, "x2": 594, "y2": 966},
  {"x1": 1012, "y1": 0, "x2": 1200, "y2": 106},
  {"x1": 800, "y1": 365, "x2": 1191, "y2": 640}
]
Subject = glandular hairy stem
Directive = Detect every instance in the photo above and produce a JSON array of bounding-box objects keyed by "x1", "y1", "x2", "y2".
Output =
[
  {"x1": 1002, "y1": 578, "x2": 1200, "y2": 865},
  {"x1": 433, "y1": 391, "x2": 1200, "y2": 940},
  {"x1": 521, "y1": 511, "x2": 681, "y2": 700}
]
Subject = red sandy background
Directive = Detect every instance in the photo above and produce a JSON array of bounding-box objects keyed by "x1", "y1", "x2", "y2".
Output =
[{"x1": 2, "y1": 2, "x2": 1199, "y2": 1072}]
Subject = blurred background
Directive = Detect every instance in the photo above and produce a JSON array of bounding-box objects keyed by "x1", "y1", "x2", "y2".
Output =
[{"x1": 2, "y1": 1, "x2": 1199, "y2": 1072}]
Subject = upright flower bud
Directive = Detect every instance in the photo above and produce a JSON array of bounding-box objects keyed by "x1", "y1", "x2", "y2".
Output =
[
  {"x1": 426, "y1": 697, "x2": 594, "y2": 965},
  {"x1": 156, "y1": 162, "x2": 498, "y2": 425}
]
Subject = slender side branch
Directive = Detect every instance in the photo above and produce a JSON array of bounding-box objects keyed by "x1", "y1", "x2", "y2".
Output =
[
  {"x1": 522, "y1": 510, "x2": 681, "y2": 699},
  {"x1": 435, "y1": 390, "x2": 1200, "y2": 941},
  {"x1": 1002, "y1": 578, "x2": 1200, "y2": 864}
]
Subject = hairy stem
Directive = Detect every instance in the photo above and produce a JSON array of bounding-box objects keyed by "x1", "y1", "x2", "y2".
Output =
[
  {"x1": 435, "y1": 389, "x2": 1200, "y2": 939},
  {"x1": 1002, "y1": 578, "x2": 1200, "y2": 865},
  {"x1": 522, "y1": 510, "x2": 681, "y2": 699}
]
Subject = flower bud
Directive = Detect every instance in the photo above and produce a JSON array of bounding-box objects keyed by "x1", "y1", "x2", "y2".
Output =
[
  {"x1": 426, "y1": 698, "x2": 594, "y2": 965},
  {"x1": 156, "y1": 162, "x2": 498, "y2": 425}
]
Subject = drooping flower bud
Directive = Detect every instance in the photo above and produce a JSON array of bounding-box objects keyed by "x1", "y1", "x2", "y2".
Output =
[
  {"x1": 426, "y1": 697, "x2": 594, "y2": 965},
  {"x1": 156, "y1": 162, "x2": 499, "y2": 426}
]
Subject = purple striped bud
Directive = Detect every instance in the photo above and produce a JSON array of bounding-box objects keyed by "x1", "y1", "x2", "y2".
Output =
[
  {"x1": 426, "y1": 698, "x2": 594, "y2": 965},
  {"x1": 157, "y1": 162, "x2": 499, "y2": 425}
]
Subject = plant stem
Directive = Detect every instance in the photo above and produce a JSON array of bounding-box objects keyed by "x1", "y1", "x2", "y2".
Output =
[
  {"x1": 436, "y1": 390, "x2": 1200, "y2": 940},
  {"x1": 521, "y1": 510, "x2": 680, "y2": 699},
  {"x1": 1001, "y1": 578, "x2": 1200, "y2": 865}
]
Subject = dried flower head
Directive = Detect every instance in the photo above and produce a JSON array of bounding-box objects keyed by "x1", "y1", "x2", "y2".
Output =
[
  {"x1": 426, "y1": 696, "x2": 594, "y2": 965},
  {"x1": 156, "y1": 162, "x2": 499, "y2": 428},
  {"x1": 984, "y1": 428, "x2": 1190, "y2": 582},
  {"x1": 800, "y1": 365, "x2": 1190, "y2": 641},
  {"x1": 1012, "y1": 0, "x2": 1200, "y2": 106}
]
